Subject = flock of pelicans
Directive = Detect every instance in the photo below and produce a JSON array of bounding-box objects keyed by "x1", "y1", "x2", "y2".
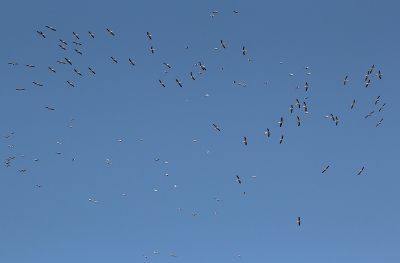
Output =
[{"x1": 4, "y1": 14, "x2": 386, "y2": 259}]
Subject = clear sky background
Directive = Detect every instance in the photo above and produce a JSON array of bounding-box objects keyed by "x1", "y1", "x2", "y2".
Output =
[{"x1": 1, "y1": 0, "x2": 400, "y2": 262}]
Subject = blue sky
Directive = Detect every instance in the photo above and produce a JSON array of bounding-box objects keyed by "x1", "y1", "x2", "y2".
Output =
[{"x1": 1, "y1": 0, "x2": 400, "y2": 262}]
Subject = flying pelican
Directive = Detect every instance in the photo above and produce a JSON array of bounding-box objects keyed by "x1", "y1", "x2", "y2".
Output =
[
  {"x1": 279, "y1": 117, "x2": 283, "y2": 127},
  {"x1": 279, "y1": 135, "x2": 284, "y2": 144},
  {"x1": 369, "y1": 65, "x2": 374, "y2": 74},
  {"x1": 74, "y1": 49, "x2": 82, "y2": 55},
  {"x1": 322, "y1": 165, "x2": 329, "y2": 173},
  {"x1": 236, "y1": 175, "x2": 241, "y2": 184},
  {"x1": 358, "y1": 167, "x2": 364, "y2": 175},
  {"x1": 163, "y1": 62, "x2": 171, "y2": 68},
  {"x1": 57, "y1": 60, "x2": 66, "y2": 64},
  {"x1": 65, "y1": 58, "x2": 72, "y2": 65},
  {"x1": 48, "y1": 67, "x2": 56, "y2": 73},
  {"x1": 33, "y1": 82, "x2": 42, "y2": 86},
  {"x1": 243, "y1": 137, "x2": 247, "y2": 146},
  {"x1": 296, "y1": 99, "x2": 300, "y2": 108},
  {"x1": 213, "y1": 124, "x2": 220, "y2": 131},
  {"x1": 147, "y1": 32, "x2": 152, "y2": 40},
  {"x1": 89, "y1": 31, "x2": 95, "y2": 38},
  {"x1": 335, "y1": 116, "x2": 339, "y2": 126},
  {"x1": 74, "y1": 69, "x2": 82, "y2": 76},
  {"x1": 344, "y1": 76, "x2": 348, "y2": 85},
  {"x1": 377, "y1": 70, "x2": 382, "y2": 79},
  {"x1": 242, "y1": 46, "x2": 246, "y2": 55},
  {"x1": 111, "y1": 56, "x2": 118, "y2": 63},
  {"x1": 220, "y1": 40, "x2": 226, "y2": 48},
  {"x1": 190, "y1": 72, "x2": 195, "y2": 80},
  {"x1": 297, "y1": 116, "x2": 301, "y2": 126},
  {"x1": 350, "y1": 100, "x2": 355, "y2": 109},
  {"x1": 67, "y1": 81, "x2": 74, "y2": 87},
  {"x1": 45, "y1": 25, "x2": 56, "y2": 31},
  {"x1": 379, "y1": 103, "x2": 386, "y2": 112},
  {"x1": 88, "y1": 67, "x2": 96, "y2": 74},
  {"x1": 150, "y1": 46, "x2": 155, "y2": 53},
  {"x1": 365, "y1": 79, "x2": 370, "y2": 88},
  {"x1": 45, "y1": 106, "x2": 54, "y2": 110},
  {"x1": 176, "y1": 79, "x2": 182, "y2": 87},
  {"x1": 375, "y1": 95, "x2": 380, "y2": 105},
  {"x1": 303, "y1": 102, "x2": 308, "y2": 112},
  {"x1": 72, "y1": 41, "x2": 82, "y2": 45},
  {"x1": 8, "y1": 62, "x2": 18, "y2": 65},
  {"x1": 199, "y1": 62, "x2": 206, "y2": 70},
  {"x1": 304, "y1": 82, "x2": 309, "y2": 91},
  {"x1": 59, "y1": 45, "x2": 66, "y2": 50},
  {"x1": 290, "y1": 105, "x2": 293, "y2": 113},
  {"x1": 129, "y1": 58, "x2": 135, "y2": 66},
  {"x1": 37, "y1": 31, "x2": 46, "y2": 38},
  {"x1": 376, "y1": 119, "x2": 383, "y2": 127},
  {"x1": 106, "y1": 28, "x2": 114, "y2": 36},
  {"x1": 73, "y1": 32, "x2": 79, "y2": 39},
  {"x1": 159, "y1": 79, "x2": 165, "y2": 87},
  {"x1": 297, "y1": 217, "x2": 301, "y2": 226},
  {"x1": 26, "y1": 64, "x2": 35, "y2": 68},
  {"x1": 16, "y1": 88, "x2": 25, "y2": 91},
  {"x1": 234, "y1": 10, "x2": 239, "y2": 13},
  {"x1": 365, "y1": 111, "x2": 374, "y2": 118},
  {"x1": 330, "y1": 114, "x2": 335, "y2": 121},
  {"x1": 265, "y1": 128, "x2": 270, "y2": 137}
]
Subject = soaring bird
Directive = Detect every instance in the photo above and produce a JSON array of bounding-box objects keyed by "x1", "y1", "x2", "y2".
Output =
[
  {"x1": 330, "y1": 114, "x2": 335, "y2": 121},
  {"x1": 73, "y1": 32, "x2": 79, "y2": 39},
  {"x1": 57, "y1": 60, "x2": 66, "y2": 64},
  {"x1": 147, "y1": 32, "x2": 152, "y2": 40},
  {"x1": 67, "y1": 81, "x2": 74, "y2": 87},
  {"x1": 59, "y1": 39, "x2": 67, "y2": 45},
  {"x1": 26, "y1": 64, "x2": 35, "y2": 68},
  {"x1": 199, "y1": 62, "x2": 206, "y2": 70},
  {"x1": 344, "y1": 76, "x2": 348, "y2": 85},
  {"x1": 74, "y1": 69, "x2": 82, "y2": 76},
  {"x1": 45, "y1": 25, "x2": 56, "y2": 31},
  {"x1": 88, "y1": 67, "x2": 96, "y2": 74},
  {"x1": 37, "y1": 31, "x2": 46, "y2": 38},
  {"x1": 190, "y1": 72, "x2": 195, "y2": 80},
  {"x1": 74, "y1": 49, "x2": 82, "y2": 55},
  {"x1": 72, "y1": 41, "x2": 82, "y2": 45},
  {"x1": 16, "y1": 88, "x2": 25, "y2": 91},
  {"x1": 8, "y1": 62, "x2": 18, "y2": 65},
  {"x1": 65, "y1": 58, "x2": 72, "y2": 65},
  {"x1": 369, "y1": 65, "x2": 374, "y2": 74},
  {"x1": 176, "y1": 79, "x2": 182, "y2": 87},
  {"x1": 243, "y1": 137, "x2": 247, "y2": 146},
  {"x1": 279, "y1": 135, "x2": 283, "y2": 144},
  {"x1": 236, "y1": 175, "x2": 241, "y2": 184},
  {"x1": 350, "y1": 100, "x2": 355, "y2": 109},
  {"x1": 376, "y1": 119, "x2": 383, "y2": 127},
  {"x1": 303, "y1": 102, "x2": 308, "y2": 112},
  {"x1": 213, "y1": 124, "x2": 220, "y2": 131},
  {"x1": 106, "y1": 28, "x2": 114, "y2": 36},
  {"x1": 364, "y1": 71, "x2": 369, "y2": 81},
  {"x1": 220, "y1": 40, "x2": 226, "y2": 48},
  {"x1": 48, "y1": 67, "x2": 56, "y2": 73},
  {"x1": 377, "y1": 70, "x2": 382, "y2": 79},
  {"x1": 365, "y1": 111, "x2": 374, "y2": 118},
  {"x1": 59, "y1": 45, "x2": 66, "y2": 50},
  {"x1": 365, "y1": 79, "x2": 370, "y2": 88},
  {"x1": 242, "y1": 46, "x2": 246, "y2": 55},
  {"x1": 335, "y1": 116, "x2": 339, "y2": 126},
  {"x1": 297, "y1": 116, "x2": 301, "y2": 126},
  {"x1": 279, "y1": 117, "x2": 283, "y2": 127},
  {"x1": 150, "y1": 46, "x2": 155, "y2": 53},
  {"x1": 290, "y1": 105, "x2": 294, "y2": 113},
  {"x1": 129, "y1": 58, "x2": 135, "y2": 66},
  {"x1": 375, "y1": 95, "x2": 380, "y2": 105},
  {"x1": 296, "y1": 99, "x2": 300, "y2": 108},
  {"x1": 163, "y1": 62, "x2": 171, "y2": 68},
  {"x1": 297, "y1": 217, "x2": 301, "y2": 226},
  {"x1": 304, "y1": 82, "x2": 309, "y2": 91},
  {"x1": 322, "y1": 165, "x2": 329, "y2": 173},
  {"x1": 45, "y1": 106, "x2": 54, "y2": 110},
  {"x1": 159, "y1": 79, "x2": 165, "y2": 87},
  {"x1": 265, "y1": 128, "x2": 270, "y2": 137},
  {"x1": 358, "y1": 167, "x2": 364, "y2": 175},
  {"x1": 379, "y1": 103, "x2": 386, "y2": 112},
  {"x1": 33, "y1": 82, "x2": 43, "y2": 86},
  {"x1": 89, "y1": 31, "x2": 95, "y2": 38},
  {"x1": 111, "y1": 56, "x2": 118, "y2": 63}
]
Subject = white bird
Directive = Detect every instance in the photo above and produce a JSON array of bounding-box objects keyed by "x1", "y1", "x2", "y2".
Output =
[
  {"x1": 67, "y1": 81, "x2": 74, "y2": 87},
  {"x1": 350, "y1": 100, "x2": 355, "y2": 109},
  {"x1": 265, "y1": 128, "x2": 270, "y2": 137},
  {"x1": 220, "y1": 40, "x2": 226, "y2": 48},
  {"x1": 358, "y1": 167, "x2": 364, "y2": 175},
  {"x1": 88, "y1": 67, "x2": 96, "y2": 74},
  {"x1": 278, "y1": 117, "x2": 283, "y2": 127},
  {"x1": 65, "y1": 58, "x2": 72, "y2": 65},
  {"x1": 74, "y1": 69, "x2": 82, "y2": 76},
  {"x1": 37, "y1": 31, "x2": 45, "y2": 38},
  {"x1": 379, "y1": 103, "x2": 386, "y2": 112},
  {"x1": 111, "y1": 57, "x2": 118, "y2": 63},
  {"x1": 33, "y1": 82, "x2": 43, "y2": 86},
  {"x1": 73, "y1": 32, "x2": 79, "y2": 39},
  {"x1": 72, "y1": 41, "x2": 82, "y2": 45},
  {"x1": 26, "y1": 64, "x2": 35, "y2": 68},
  {"x1": 150, "y1": 46, "x2": 155, "y2": 53},
  {"x1": 297, "y1": 217, "x2": 301, "y2": 226},
  {"x1": 279, "y1": 135, "x2": 283, "y2": 144},
  {"x1": 74, "y1": 49, "x2": 82, "y2": 55},
  {"x1": 190, "y1": 72, "x2": 195, "y2": 80},
  {"x1": 48, "y1": 67, "x2": 56, "y2": 73},
  {"x1": 106, "y1": 28, "x2": 114, "y2": 36},
  {"x1": 344, "y1": 76, "x2": 348, "y2": 85},
  {"x1": 242, "y1": 46, "x2": 246, "y2": 55},
  {"x1": 159, "y1": 79, "x2": 165, "y2": 87},
  {"x1": 176, "y1": 79, "x2": 182, "y2": 87},
  {"x1": 376, "y1": 119, "x2": 383, "y2": 127},
  {"x1": 45, "y1": 25, "x2": 56, "y2": 31},
  {"x1": 147, "y1": 32, "x2": 152, "y2": 40},
  {"x1": 163, "y1": 62, "x2": 171, "y2": 68},
  {"x1": 129, "y1": 58, "x2": 135, "y2": 66},
  {"x1": 322, "y1": 165, "x2": 329, "y2": 173},
  {"x1": 89, "y1": 31, "x2": 95, "y2": 38}
]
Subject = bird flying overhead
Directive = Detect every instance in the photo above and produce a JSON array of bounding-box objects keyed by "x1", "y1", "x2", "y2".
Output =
[
  {"x1": 322, "y1": 165, "x2": 329, "y2": 173},
  {"x1": 213, "y1": 124, "x2": 220, "y2": 131},
  {"x1": 236, "y1": 175, "x2": 241, "y2": 184}
]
